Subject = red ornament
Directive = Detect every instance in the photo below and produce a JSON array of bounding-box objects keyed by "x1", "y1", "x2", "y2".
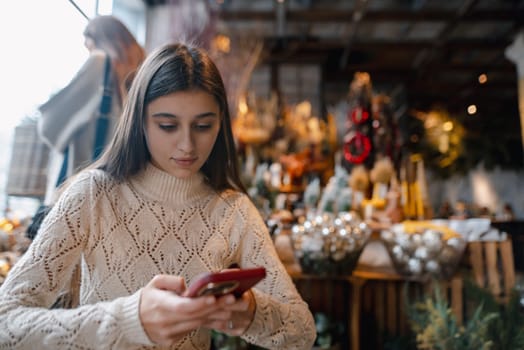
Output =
[
  {"x1": 343, "y1": 132, "x2": 371, "y2": 164},
  {"x1": 350, "y1": 107, "x2": 369, "y2": 125}
]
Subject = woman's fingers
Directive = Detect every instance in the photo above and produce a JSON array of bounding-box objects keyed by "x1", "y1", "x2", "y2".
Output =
[
  {"x1": 205, "y1": 309, "x2": 232, "y2": 321},
  {"x1": 139, "y1": 275, "x2": 222, "y2": 345},
  {"x1": 216, "y1": 291, "x2": 251, "y2": 311},
  {"x1": 150, "y1": 274, "x2": 186, "y2": 294},
  {"x1": 202, "y1": 316, "x2": 248, "y2": 336},
  {"x1": 202, "y1": 290, "x2": 257, "y2": 336},
  {"x1": 139, "y1": 275, "x2": 257, "y2": 346}
]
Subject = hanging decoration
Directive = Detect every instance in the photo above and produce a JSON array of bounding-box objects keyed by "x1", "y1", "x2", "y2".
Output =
[
  {"x1": 371, "y1": 94, "x2": 401, "y2": 169},
  {"x1": 343, "y1": 132, "x2": 371, "y2": 164},
  {"x1": 413, "y1": 108, "x2": 464, "y2": 170},
  {"x1": 350, "y1": 107, "x2": 370, "y2": 125},
  {"x1": 342, "y1": 72, "x2": 375, "y2": 170}
]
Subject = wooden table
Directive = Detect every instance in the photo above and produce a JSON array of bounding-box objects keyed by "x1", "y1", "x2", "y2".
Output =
[{"x1": 289, "y1": 265, "x2": 463, "y2": 350}]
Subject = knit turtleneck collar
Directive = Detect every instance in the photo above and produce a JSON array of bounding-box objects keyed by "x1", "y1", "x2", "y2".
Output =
[{"x1": 129, "y1": 163, "x2": 212, "y2": 206}]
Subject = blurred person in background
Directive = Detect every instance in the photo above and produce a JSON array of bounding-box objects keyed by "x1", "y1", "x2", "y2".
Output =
[{"x1": 38, "y1": 15, "x2": 145, "y2": 205}]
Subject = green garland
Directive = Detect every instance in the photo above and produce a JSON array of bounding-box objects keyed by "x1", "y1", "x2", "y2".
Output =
[
  {"x1": 404, "y1": 279, "x2": 524, "y2": 350},
  {"x1": 402, "y1": 114, "x2": 524, "y2": 179}
]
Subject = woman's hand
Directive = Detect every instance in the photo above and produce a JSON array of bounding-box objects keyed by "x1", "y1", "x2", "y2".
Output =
[
  {"x1": 204, "y1": 289, "x2": 257, "y2": 336},
  {"x1": 139, "y1": 274, "x2": 226, "y2": 346}
]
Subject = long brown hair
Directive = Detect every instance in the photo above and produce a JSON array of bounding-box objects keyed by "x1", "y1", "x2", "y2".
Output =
[
  {"x1": 83, "y1": 15, "x2": 145, "y2": 101},
  {"x1": 96, "y1": 43, "x2": 246, "y2": 193}
]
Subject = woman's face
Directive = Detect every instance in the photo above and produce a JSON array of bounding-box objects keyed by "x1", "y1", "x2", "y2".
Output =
[{"x1": 145, "y1": 90, "x2": 221, "y2": 178}]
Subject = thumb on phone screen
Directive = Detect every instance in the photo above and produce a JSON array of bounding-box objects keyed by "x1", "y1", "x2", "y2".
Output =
[{"x1": 152, "y1": 274, "x2": 187, "y2": 295}]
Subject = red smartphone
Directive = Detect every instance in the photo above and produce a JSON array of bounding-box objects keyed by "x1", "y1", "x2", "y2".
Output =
[{"x1": 184, "y1": 267, "x2": 266, "y2": 298}]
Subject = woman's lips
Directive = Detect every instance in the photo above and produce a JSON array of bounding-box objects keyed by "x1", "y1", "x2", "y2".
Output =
[{"x1": 172, "y1": 157, "x2": 197, "y2": 166}]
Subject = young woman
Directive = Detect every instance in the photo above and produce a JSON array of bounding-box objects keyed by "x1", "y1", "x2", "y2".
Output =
[
  {"x1": 0, "y1": 43, "x2": 316, "y2": 349},
  {"x1": 38, "y1": 15, "x2": 145, "y2": 204}
]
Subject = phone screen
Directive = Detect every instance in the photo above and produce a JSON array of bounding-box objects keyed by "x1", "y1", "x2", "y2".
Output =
[{"x1": 195, "y1": 280, "x2": 240, "y2": 297}]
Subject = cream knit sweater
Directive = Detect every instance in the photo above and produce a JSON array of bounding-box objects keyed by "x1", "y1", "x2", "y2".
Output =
[{"x1": 0, "y1": 164, "x2": 315, "y2": 349}]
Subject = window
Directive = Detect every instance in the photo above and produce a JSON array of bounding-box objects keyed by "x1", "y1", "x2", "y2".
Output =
[{"x1": 0, "y1": 1, "x2": 110, "y2": 215}]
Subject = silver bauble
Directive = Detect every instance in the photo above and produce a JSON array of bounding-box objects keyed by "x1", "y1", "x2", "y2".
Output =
[
  {"x1": 407, "y1": 258, "x2": 423, "y2": 274},
  {"x1": 446, "y1": 237, "x2": 465, "y2": 250},
  {"x1": 380, "y1": 230, "x2": 395, "y2": 245},
  {"x1": 422, "y1": 230, "x2": 443, "y2": 253},
  {"x1": 411, "y1": 233, "x2": 423, "y2": 247},
  {"x1": 414, "y1": 246, "x2": 429, "y2": 261},
  {"x1": 425, "y1": 259, "x2": 441, "y2": 274},
  {"x1": 439, "y1": 245, "x2": 457, "y2": 262},
  {"x1": 397, "y1": 233, "x2": 414, "y2": 252}
]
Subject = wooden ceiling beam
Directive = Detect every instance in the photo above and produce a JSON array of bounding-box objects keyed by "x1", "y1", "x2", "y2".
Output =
[
  {"x1": 217, "y1": 9, "x2": 522, "y2": 22},
  {"x1": 293, "y1": 39, "x2": 511, "y2": 51}
]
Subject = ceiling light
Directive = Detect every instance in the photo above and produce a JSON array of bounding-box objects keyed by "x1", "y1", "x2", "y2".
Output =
[
  {"x1": 467, "y1": 105, "x2": 477, "y2": 115},
  {"x1": 478, "y1": 74, "x2": 487, "y2": 84},
  {"x1": 443, "y1": 121, "x2": 453, "y2": 132}
]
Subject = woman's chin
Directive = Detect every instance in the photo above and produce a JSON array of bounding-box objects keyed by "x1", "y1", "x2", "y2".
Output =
[
  {"x1": 153, "y1": 160, "x2": 199, "y2": 178},
  {"x1": 169, "y1": 167, "x2": 197, "y2": 179}
]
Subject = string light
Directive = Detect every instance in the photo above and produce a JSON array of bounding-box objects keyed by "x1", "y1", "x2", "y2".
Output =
[
  {"x1": 478, "y1": 74, "x2": 487, "y2": 84},
  {"x1": 443, "y1": 121, "x2": 453, "y2": 132},
  {"x1": 467, "y1": 105, "x2": 477, "y2": 115}
]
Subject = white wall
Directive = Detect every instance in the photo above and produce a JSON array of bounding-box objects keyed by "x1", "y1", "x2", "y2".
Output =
[{"x1": 427, "y1": 164, "x2": 524, "y2": 219}]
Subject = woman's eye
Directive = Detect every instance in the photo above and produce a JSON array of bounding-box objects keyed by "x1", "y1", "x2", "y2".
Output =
[
  {"x1": 159, "y1": 124, "x2": 177, "y2": 131},
  {"x1": 194, "y1": 124, "x2": 212, "y2": 131}
]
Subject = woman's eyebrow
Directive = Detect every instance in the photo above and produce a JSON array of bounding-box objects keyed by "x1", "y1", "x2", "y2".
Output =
[{"x1": 151, "y1": 112, "x2": 218, "y2": 119}]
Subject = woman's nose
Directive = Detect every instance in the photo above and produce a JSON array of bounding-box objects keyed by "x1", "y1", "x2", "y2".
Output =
[{"x1": 177, "y1": 130, "x2": 194, "y2": 154}]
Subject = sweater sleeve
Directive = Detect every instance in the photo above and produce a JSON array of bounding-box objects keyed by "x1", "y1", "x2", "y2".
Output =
[
  {"x1": 235, "y1": 196, "x2": 316, "y2": 349},
  {"x1": 37, "y1": 52, "x2": 106, "y2": 153},
  {"x1": 0, "y1": 171, "x2": 154, "y2": 349}
]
